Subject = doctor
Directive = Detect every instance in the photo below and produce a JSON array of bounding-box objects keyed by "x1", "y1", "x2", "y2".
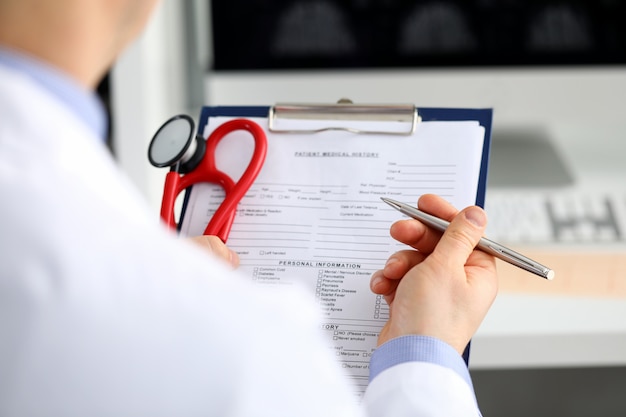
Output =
[{"x1": 0, "y1": 0, "x2": 498, "y2": 416}]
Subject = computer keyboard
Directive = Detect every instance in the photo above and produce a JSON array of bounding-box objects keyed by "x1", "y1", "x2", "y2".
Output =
[{"x1": 484, "y1": 191, "x2": 626, "y2": 245}]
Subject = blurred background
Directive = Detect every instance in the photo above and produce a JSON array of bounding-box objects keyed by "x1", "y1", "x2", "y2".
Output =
[{"x1": 106, "y1": 2, "x2": 626, "y2": 415}]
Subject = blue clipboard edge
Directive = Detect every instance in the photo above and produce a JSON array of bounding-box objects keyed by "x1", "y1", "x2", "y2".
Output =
[{"x1": 194, "y1": 105, "x2": 493, "y2": 366}]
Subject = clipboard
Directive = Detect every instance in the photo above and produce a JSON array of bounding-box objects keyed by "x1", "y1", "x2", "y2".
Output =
[
  {"x1": 182, "y1": 102, "x2": 493, "y2": 393},
  {"x1": 197, "y1": 103, "x2": 492, "y2": 208}
]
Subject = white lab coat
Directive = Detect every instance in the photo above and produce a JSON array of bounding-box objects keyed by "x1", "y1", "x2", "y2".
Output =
[{"x1": 0, "y1": 63, "x2": 479, "y2": 416}]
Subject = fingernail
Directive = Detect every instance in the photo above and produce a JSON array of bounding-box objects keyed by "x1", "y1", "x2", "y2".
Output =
[
  {"x1": 464, "y1": 207, "x2": 487, "y2": 228},
  {"x1": 384, "y1": 256, "x2": 398, "y2": 270},
  {"x1": 371, "y1": 271, "x2": 384, "y2": 288}
]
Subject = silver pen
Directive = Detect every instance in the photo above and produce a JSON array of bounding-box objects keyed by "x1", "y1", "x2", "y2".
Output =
[{"x1": 381, "y1": 197, "x2": 555, "y2": 280}]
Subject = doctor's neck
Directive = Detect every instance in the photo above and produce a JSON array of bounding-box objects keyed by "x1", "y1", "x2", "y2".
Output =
[{"x1": 0, "y1": 0, "x2": 158, "y2": 90}]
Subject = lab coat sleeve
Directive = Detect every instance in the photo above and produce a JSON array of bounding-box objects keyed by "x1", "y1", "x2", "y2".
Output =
[{"x1": 362, "y1": 336, "x2": 481, "y2": 416}]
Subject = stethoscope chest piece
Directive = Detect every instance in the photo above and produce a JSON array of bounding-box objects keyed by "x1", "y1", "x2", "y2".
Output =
[
  {"x1": 148, "y1": 115, "x2": 268, "y2": 241},
  {"x1": 148, "y1": 114, "x2": 206, "y2": 173}
]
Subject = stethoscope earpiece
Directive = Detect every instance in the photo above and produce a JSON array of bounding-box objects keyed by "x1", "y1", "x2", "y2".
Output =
[{"x1": 147, "y1": 114, "x2": 205, "y2": 173}]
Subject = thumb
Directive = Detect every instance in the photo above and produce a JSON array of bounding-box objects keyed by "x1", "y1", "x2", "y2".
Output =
[
  {"x1": 187, "y1": 235, "x2": 240, "y2": 268},
  {"x1": 432, "y1": 206, "x2": 487, "y2": 267}
]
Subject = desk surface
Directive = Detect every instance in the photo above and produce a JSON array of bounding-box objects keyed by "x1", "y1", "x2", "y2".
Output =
[
  {"x1": 472, "y1": 122, "x2": 626, "y2": 369},
  {"x1": 472, "y1": 293, "x2": 626, "y2": 369}
]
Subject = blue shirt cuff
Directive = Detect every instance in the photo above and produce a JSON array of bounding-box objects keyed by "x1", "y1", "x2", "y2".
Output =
[{"x1": 369, "y1": 335, "x2": 474, "y2": 390}]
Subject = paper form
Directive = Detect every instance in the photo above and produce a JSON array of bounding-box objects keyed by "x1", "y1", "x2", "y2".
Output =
[{"x1": 179, "y1": 116, "x2": 486, "y2": 396}]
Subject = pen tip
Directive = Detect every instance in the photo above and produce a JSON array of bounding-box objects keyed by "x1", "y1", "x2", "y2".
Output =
[
  {"x1": 546, "y1": 270, "x2": 556, "y2": 280},
  {"x1": 380, "y1": 197, "x2": 401, "y2": 209}
]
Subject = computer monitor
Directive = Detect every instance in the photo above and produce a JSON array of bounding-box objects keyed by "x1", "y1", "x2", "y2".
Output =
[
  {"x1": 210, "y1": 1, "x2": 625, "y2": 70},
  {"x1": 203, "y1": 1, "x2": 626, "y2": 188}
]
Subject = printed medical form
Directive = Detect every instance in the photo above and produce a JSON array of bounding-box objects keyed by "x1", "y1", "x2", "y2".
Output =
[{"x1": 179, "y1": 116, "x2": 486, "y2": 397}]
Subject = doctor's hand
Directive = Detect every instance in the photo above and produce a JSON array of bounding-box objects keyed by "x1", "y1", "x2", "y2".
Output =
[
  {"x1": 370, "y1": 194, "x2": 498, "y2": 355},
  {"x1": 187, "y1": 235, "x2": 240, "y2": 268}
]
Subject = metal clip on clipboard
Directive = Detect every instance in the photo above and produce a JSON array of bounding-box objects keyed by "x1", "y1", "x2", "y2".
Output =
[{"x1": 268, "y1": 100, "x2": 421, "y2": 136}]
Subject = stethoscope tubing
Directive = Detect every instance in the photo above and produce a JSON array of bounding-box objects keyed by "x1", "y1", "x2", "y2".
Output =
[{"x1": 160, "y1": 118, "x2": 267, "y2": 242}]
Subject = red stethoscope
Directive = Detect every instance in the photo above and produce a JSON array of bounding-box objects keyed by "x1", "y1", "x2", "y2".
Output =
[{"x1": 148, "y1": 115, "x2": 267, "y2": 242}]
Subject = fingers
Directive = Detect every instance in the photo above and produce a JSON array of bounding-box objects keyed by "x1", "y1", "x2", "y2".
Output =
[
  {"x1": 417, "y1": 194, "x2": 459, "y2": 222},
  {"x1": 431, "y1": 205, "x2": 487, "y2": 269},
  {"x1": 370, "y1": 270, "x2": 400, "y2": 304},
  {"x1": 370, "y1": 249, "x2": 427, "y2": 303},
  {"x1": 389, "y1": 194, "x2": 460, "y2": 253},
  {"x1": 383, "y1": 250, "x2": 428, "y2": 280},
  {"x1": 186, "y1": 235, "x2": 240, "y2": 268},
  {"x1": 385, "y1": 194, "x2": 488, "y2": 272}
]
